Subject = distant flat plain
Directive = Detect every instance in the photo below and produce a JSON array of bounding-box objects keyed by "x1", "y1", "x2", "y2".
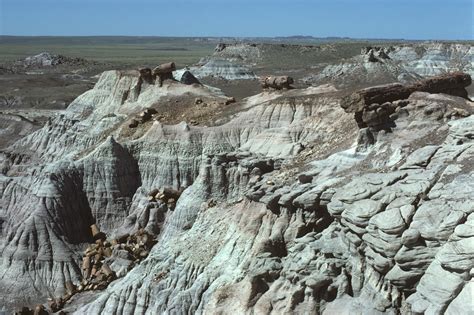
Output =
[
  {"x1": 0, "y1": 36, "x2": 442, "y2": 68},
  {"x1": 0, "y1": 36, "x2": 217, "y2": 67}
]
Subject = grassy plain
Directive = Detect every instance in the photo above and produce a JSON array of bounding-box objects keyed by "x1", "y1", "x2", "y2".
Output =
[{"x1": 0, "y1": 36, "x2": 216, "y2": 68}]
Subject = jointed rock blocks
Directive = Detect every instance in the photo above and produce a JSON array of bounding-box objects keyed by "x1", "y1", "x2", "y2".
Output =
[
  {"x1": 147, "y1": 186, "x2": 182, "y2": 209},
  {"x1": 90, "y1": 224, "x2": 106, "y2": 241},
  {"x1": 341, "y1": 72, "x2": 472, "y2": 129},
  {"x1": 2, "y1": 56, "x2": 474, "y2": 314}
]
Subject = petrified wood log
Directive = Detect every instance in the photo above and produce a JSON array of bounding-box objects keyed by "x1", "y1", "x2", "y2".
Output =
[
  {"x1": 260, "y1": 76, "x2": 294, "y2": 90},
  {"x1": 341, "y1": 72, "x2": 472, "y2": 128},
  {"x1": 153, "y1": 62, "x2": 176, "y2": 75},
  {"x1": 341, "y1": 72, "x2": 471, "y2": 113},
  {"x1": 90, "y1": 224, "x2": 106, "y2": 241},
  {"x1": 65, "y1": 280, "x2": 76, "y2": 295},
  {"x1": 138, "y1": 67, "x2": 153, "y2": 84}
]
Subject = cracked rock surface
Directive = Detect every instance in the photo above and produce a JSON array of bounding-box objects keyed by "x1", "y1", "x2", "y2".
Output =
[{"x1": 0, "y1": 67, "x2": 473, "y2": 314}]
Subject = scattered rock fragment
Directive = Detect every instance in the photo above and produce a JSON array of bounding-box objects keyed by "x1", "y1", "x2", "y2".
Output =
[
  {"x1": 298, "y1": 174, "x2": 313, "y2": 184},
  {"x1": 128, "y1": 119, "x2": 139, "y2": 128},
  {"x1": 14, "y1": 305, "x2": 49, "y2": 315},
  {"x1": 260, "y1": 76, "x2": 294, "y2": 90},
  {"x1": 36, "y1": 227, "x2": 158, "y2": 313},
  {"x1": 149, "y1": 186, "x2": 183, "y2": 205},
  {"x1": 224, "y1": 97, "x2": 236, "y2": 105},
  {"x1": 90, "y1": 224, "x2": 106, "y2": 241}
]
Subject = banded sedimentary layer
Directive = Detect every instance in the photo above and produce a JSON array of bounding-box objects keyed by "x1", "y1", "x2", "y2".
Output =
[{"x1": 0, "y1": 69, "x2": 473, "y2": 315}]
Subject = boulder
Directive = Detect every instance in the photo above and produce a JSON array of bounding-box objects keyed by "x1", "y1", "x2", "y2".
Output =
[
  {"x1": 128, "y1": 119, "x2": 139, "y2": 128},
  {"x1": 90, "y1": 224, "x2": 106, "y2": 241},
  {"x1": 260, "y1": 76, "x2": 294, "y2": 90},
  {"x1": 180, "y1": 71, "x2": 200, "y2": 85}
]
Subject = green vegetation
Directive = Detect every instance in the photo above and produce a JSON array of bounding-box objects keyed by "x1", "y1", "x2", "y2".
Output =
[{"x1": 0, "y1": 36, "x2": 216, "y2": 68}]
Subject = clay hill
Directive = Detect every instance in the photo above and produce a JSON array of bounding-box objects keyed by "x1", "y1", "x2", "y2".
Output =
[{"x1": 0, "y1": 42, "x2": 473, "y2": 315}]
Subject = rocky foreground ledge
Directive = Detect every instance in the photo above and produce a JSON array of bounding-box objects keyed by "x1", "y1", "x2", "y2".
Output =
[{"x1": 0, "y1": 70, "x2": 473, "y2": 314}]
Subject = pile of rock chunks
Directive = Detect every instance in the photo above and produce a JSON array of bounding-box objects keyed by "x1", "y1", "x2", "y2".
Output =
[
  {"x1": 147, "y1": 186, "x2": 183, "y2": 211},
  {"x1": 16, "y1": 225, "x2": 158, "y2": 314}
]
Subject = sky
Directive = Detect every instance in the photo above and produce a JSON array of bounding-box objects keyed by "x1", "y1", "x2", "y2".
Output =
[{"x1": 0, "y1": 0, "x2": 473, "y2": 40}]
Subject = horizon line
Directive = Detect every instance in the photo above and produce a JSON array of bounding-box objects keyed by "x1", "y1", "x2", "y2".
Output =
[{"x1": 1, "y1": 34, "x2": 473, "y2": 42}]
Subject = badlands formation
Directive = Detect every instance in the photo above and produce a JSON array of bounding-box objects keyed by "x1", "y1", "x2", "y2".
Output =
[{"x1": 0, "y1": 42, "x2": 474, "y2": 314}]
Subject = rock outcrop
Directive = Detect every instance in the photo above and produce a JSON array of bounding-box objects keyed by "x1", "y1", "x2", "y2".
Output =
[
  {"x1": 192, "y1": 59, "x2": 258, "y2": 80},
  {"x1": 304, "y1": 43, "x2": 474, "y2": 88},
  {"x1": 6, "y1": 52, "x2": 94, "y2": 72},
  {"x1": 341, "y1": 72, "x2": 472, "y2": 128},
  {"x1": 1, "y1": 62, "x2": 473, "y2": 315},
  {"x1": 71, "y1": 83, "x2": 473, "y2": 314},
  {"x1": 212, "y1": 43, "x2": 262, "y2": 64},
  {"x1": 180, "y1": 70, "x2": 201, "y2": 85}
]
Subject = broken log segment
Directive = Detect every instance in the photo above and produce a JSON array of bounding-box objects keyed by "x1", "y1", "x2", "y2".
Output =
[
  {"x1": 32, "y1": 228, "x2": 158, "y2": 314},
  {"x1": 341, "y1": 72, "x2": 472, "y2": 114},
  {"x1": 65, "y1": 280, "x2": 76, "y2": 295},
  {"x1": 138, "y1": 67, "x2": 153, "y2": 84},
  {"x1": 153, "y1": 62, "x2": 176, "y2": 86},
  {"x1": 90, "y1": 224, "x2": 106, "y2": 241},
  {"x1": 153, "y1": 62, "x2": 176, "y2": 75},
  {"x1": 341, "y1": 72, "x2": 472, "y2": 128},
  {"x1": 82, "y1": 255, "x2": 91, "y2": 278},
  {"x1": 101, "y1": 263, "x2": 114, "y2": 278},
  {"x1": 260, "y1": 76, "x2": 294, "y2": 90},
  {"x1": 34, "y1": 304, "x2": 48, "y2": 315},
  {"x1": 128, "y1": 119, "x2": 139, "y2": 128}
]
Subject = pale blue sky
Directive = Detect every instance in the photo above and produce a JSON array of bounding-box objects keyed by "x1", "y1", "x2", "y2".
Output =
[{"x1": 1, "y1": 0, "x2": 472, "y2": 39}]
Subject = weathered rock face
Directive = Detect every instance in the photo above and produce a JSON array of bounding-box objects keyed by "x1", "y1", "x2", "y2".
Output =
[
  {"x1": 8, "y1": 52, "x2": 93, "y2": 71},
  {"x1": 192, "y1": 59, "x2": 258, "y2": 80},
  {"x1": 361, "y1": 46, "x2": 393, "y2": 63},
  {"x1": 341, "y1": 72, "x2": 472, "y2": 129},
  {"x1": 0, "y1": 69, "x2": 352, "y2": 311},
  {"x1": 304, "y1": 43, "x2": 474, "y2": 88},
  {"x1": 0, "y1": 113, "x2": 41, "y2": 150},
  {"x1": 1, "y1": 65, "x2": 473, "y2": 315},
  {"x1": 171, "y1": 44, "x2": 260, "y2": 81},
  {"x1": 71, "y1": 88, "x2": 473, "y2": 315},
  {"x1": 211, "y1": 43, "x2": 262, "y2": 64}
]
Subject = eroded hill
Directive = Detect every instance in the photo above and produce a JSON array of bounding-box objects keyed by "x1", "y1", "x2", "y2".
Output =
[{"x1": 0, "y1": 42, "x2": 473, "y2": 315}]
